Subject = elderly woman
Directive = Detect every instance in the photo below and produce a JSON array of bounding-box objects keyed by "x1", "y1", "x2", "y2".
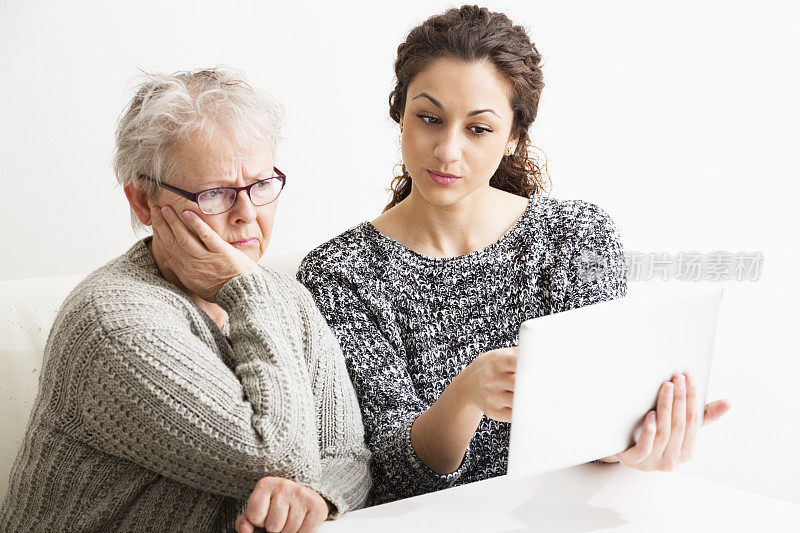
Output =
[{"x1": 0, "y1": 68, "x2": 371, "y2": 532}]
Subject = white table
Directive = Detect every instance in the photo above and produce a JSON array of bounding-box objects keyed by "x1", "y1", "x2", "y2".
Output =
[{"x1": 322, "y1": 463, "x2": 800, "y2": 532}]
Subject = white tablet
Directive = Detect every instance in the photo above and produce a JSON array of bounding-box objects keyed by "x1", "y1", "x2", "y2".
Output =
[{"x1": 507, "y1": 284, "x2": 723, "y2": 479}]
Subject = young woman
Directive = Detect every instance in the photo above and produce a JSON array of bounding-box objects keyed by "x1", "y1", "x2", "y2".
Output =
[{"x1": 297, "y1": 6, "x2": 729, "y2": 506}]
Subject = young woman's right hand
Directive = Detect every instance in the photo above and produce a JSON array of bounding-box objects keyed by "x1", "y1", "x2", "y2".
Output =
[
  {"x1": 462, "y1": 347, "x2": 517, "y2": 422},
  {"x1": 235, "y1": 477, "x2": 329, "y2": 533}
]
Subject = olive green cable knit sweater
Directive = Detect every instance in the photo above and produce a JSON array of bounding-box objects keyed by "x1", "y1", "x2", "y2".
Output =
[{"x1": 0, "y1": 238, "x2": 371, "y2": 532}]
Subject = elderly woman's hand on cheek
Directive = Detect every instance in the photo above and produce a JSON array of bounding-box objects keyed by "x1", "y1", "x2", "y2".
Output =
[
  {"x1": 599, "y1": 373, "x2": 731, "y2": 471},
  {"x1": 235, "y1": 477, "x2": 329, "y2": 533},
  {"x1": 151, "y1": 205, "x2": 260, "y2": 302}
]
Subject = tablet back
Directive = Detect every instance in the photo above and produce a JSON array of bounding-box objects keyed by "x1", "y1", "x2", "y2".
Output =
[{"x1": 507, "y1": 285, "x2": 723, "y2": 479}]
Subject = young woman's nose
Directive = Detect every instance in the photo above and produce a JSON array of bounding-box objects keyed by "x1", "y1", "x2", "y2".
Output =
[{"x1": 433, "y1": 127, "x2": 462, "y2": 164}]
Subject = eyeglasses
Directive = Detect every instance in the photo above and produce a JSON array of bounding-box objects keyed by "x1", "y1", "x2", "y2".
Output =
[{"x1": 139, "y1": 167, "x2": 286, "y2": 215}]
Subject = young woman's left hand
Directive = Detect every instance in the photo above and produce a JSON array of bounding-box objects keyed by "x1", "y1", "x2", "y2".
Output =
[{"x1": 599, "y1": 373, "x2": 731, "y2": 471}]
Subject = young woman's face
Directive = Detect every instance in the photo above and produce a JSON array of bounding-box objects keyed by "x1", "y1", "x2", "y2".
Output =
[{"x1": 401, "y1": 57, "x2": 518, "y2": 207}]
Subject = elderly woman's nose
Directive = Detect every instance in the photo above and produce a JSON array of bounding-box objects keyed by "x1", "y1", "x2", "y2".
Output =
[{"x1": 230, "y1": 189, "x2": 258, "y2": 220}]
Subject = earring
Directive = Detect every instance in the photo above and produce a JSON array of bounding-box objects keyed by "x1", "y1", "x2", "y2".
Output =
[
  {"x1": 399, "y1": 122, "x2": 404, "y2": 144},
  {"x1": 506, "y1": 146, "x2": 513, "y2": 156}
]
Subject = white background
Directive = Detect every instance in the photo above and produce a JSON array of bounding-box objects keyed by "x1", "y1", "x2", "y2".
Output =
[{"x1": 1, "y1": 0, "x2": 798, "y2": 506}]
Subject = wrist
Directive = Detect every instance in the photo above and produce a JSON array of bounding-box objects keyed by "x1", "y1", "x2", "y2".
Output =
[
  {"x1": 449, "y1": 369, "x2": 483, "y2": 419},
  {"x1": 322, "y1": 496, "x2": 335, "y2": 517},
  {"x1": 306, "y1": 487, "x2": 333, "y2": 519},
  {"x1": 409, "y1": 373, "x2": 484, "y2": 476},
  {"x1": 215, "y1": 270, "x2": 265, "y2": 310},
  {"x1": 238, "y1": 259, "x2": 261, "y2": 276}
]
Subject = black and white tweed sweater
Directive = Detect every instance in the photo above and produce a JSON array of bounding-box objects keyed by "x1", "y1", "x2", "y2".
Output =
[{"x1": 297, "y1": 194, "x2": 627, "y2": 505}]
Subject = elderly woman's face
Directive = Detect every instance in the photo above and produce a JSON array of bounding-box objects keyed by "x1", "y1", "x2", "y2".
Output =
[{"x1": 154, "y1": 129, "x2": 277, "y2": 263}]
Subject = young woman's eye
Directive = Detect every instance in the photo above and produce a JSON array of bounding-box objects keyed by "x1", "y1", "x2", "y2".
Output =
[
  {"x1": 468, "y1": 125, "x2": 493, "y2": 136},
  {"x1": 416, "y1": 113, "x2": 441, "y2": 126}
]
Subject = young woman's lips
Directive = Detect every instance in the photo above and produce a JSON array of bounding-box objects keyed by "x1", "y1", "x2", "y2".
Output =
[
  {"x1": 230, "y1": 237, "x2": 258, "y2": 247},
  {"x1": 427, "y1": 170, "x2": 461, "y2": 185}
]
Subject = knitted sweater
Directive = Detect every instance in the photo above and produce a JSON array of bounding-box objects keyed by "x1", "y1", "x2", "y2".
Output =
[
  {"x1": 296, "y1": 194, "x2": 627, "y2": 505},
  {"x1": 0, "y1": 239, "x2": 371, "y2": 532}
]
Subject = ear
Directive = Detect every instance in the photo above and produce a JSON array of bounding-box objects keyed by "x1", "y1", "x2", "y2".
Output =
[
  {"x1": 507, "y1": 131, "x2": 520, "y2": 153},
  {"x1": 123, "y1": 182, "x2": 154, "y2": 226}
]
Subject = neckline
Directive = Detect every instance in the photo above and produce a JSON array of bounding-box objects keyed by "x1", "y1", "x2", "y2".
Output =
[{"x1": 363, "y1": 194, "x2": 539, "y2": 266}]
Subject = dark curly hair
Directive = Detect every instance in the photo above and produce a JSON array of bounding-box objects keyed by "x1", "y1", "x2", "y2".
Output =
[{"x1": 384, "y1": 5, "x2": 551, "y2": 211}]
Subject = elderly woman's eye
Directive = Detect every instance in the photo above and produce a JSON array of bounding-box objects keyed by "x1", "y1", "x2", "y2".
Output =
[
  {"x1": 201, "y1": 188, "x2": 224, "y2": 199},
  {"x1": 254, "y1": 179, "x2": 270, "y2": 189}
]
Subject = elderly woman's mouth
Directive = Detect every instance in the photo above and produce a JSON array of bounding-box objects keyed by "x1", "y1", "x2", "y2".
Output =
[{"x1": 230, "y1": 237, "x2": 258, "y2": 247}]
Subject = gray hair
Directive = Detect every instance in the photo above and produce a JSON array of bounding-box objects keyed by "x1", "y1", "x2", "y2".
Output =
[{"x1": 113, "y1": 67, "x2": 285, "y2": 232}]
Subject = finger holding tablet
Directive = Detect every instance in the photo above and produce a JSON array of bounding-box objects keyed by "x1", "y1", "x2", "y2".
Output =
[{"x1": 599, "y1": 373, "x2": 731, "y2": 470}]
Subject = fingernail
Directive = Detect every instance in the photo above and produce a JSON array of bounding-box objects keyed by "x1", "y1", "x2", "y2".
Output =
[
  {"x1": 183, "y1": 210, "x2": 191, "y2": 220},
  {"x1": 646, "y1": 411, "x2": 656, "y2": 426},
  {"x1": 161, "y1": 207, "x2": 168, "y2": 216},
  {"x1": 665, "y1": 382, "x2": 674, "y2": 396},
  {"x1": 677, "y1": 375, "x2": 685, "y2": 391}
]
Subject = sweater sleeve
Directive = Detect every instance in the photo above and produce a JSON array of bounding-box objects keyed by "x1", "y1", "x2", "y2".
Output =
[
  {"x1": 558, "y1": 201, "x2": 628, "y2": 311},
  {"x1": 296, "y1": 287, "x2": 372, "y2": 517},
  {"x1": 297, "y1": 257, "x2": 472, "y2": 505},
  {"x1": 76, "y1": 269, "x2": 321, "y2": 500}
]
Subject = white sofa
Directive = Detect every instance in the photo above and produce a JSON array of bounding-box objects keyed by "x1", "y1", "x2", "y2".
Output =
[{"x1": 0, "y1": 253, "x2": 304, "y2": 504}]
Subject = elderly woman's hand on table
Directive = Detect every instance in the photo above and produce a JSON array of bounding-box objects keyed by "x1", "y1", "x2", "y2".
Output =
[
  {"x1": 234, "y1": 477, "x2": 329, "y2": 533},
  {"x1": 151, "y1": 205, "x2": 260, "y2": 302},
  {"x1": 599, "y1": 373, "x2": 731, "y2": 471}
]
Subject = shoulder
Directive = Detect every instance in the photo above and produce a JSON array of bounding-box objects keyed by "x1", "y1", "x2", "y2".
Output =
[
  {"x1": 557, "y1": 198, "x2": 617, "y2": 229},
  {"x1": 526, "y1": 195, "x2": 622, "y2": 244},
  {"x1": 297, "y1": 223, "x2": 376, "y2": 285},
  {"x1": 43, "y1": 243, "x2": 198, "y2": 370},
  {"x1": 528, "y1": 194, "x2": 616, "y2": 227},
  {"x1": 54, "y1": 241, "x2": 195, "y2": 338}
]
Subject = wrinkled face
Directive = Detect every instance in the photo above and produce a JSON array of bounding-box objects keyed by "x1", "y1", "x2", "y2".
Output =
[
  {"x1": 401, "y1": 56, "x2": 518, "y2": 206},
  {"x1": 151, "y1": 128, "x2": 277, "y2": 263}
]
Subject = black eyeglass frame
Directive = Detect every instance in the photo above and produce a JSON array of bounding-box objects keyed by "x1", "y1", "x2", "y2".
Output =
[{"x1": 138, "y1": 167, "x2": 286, "y2": 215}]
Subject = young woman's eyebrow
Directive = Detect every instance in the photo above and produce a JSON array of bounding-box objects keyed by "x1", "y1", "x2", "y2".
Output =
[
  {"x1": 412, "y1": 92, "x2": 443, "y2": 108},
  {"x1": 468, "y1": 108, "x2": 501, "y2": 119},
  {"x1": 411, "y1": 92, "x2": 501, "y2": 118}
]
